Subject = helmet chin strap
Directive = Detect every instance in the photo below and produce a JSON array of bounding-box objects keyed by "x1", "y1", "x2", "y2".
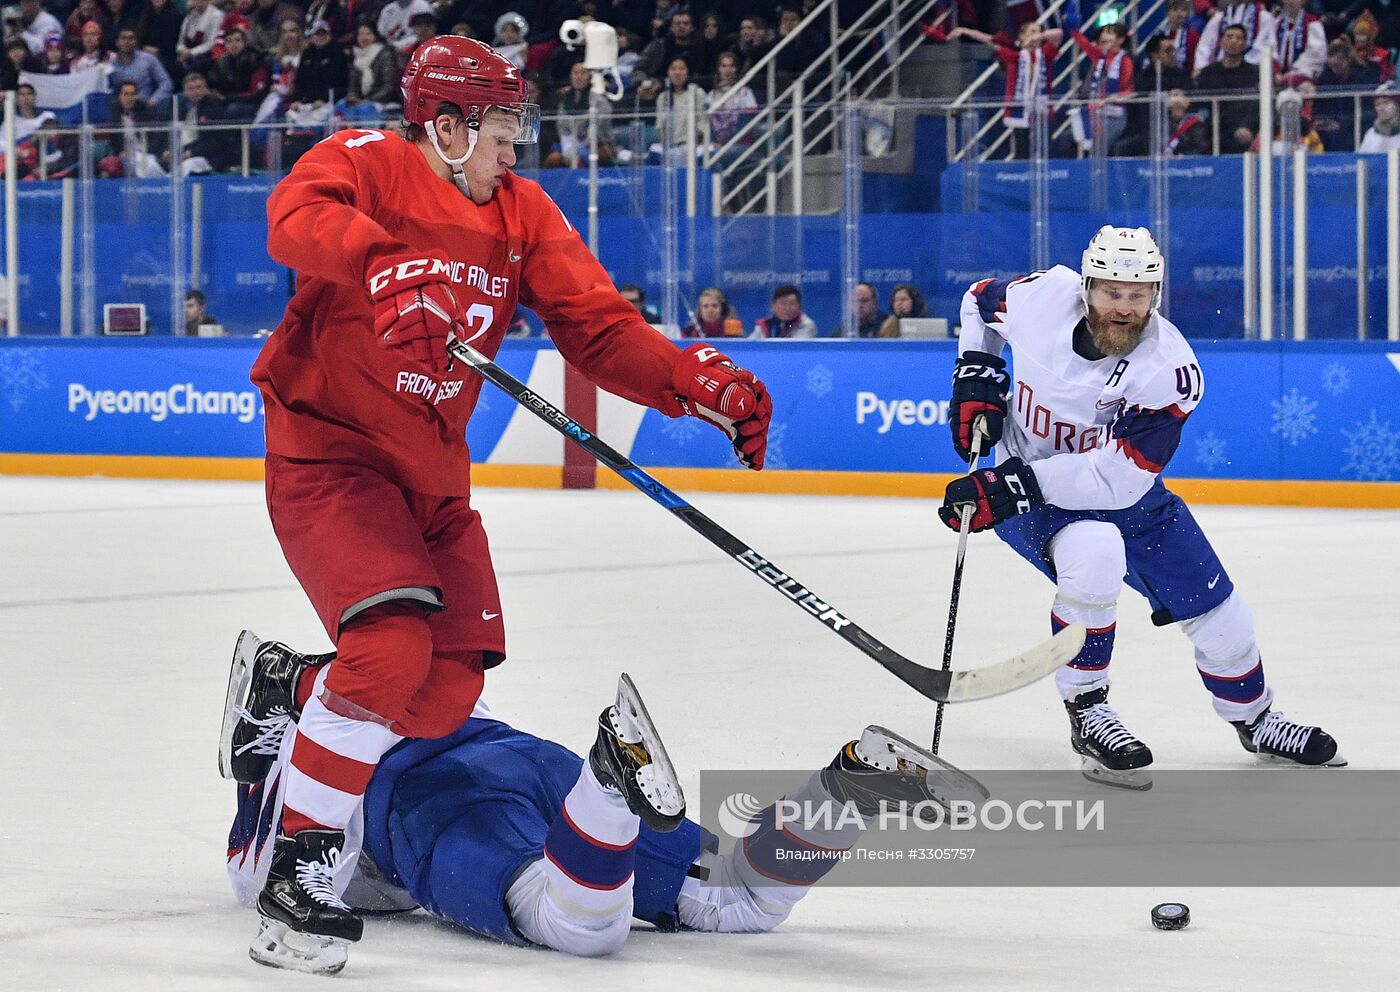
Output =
[{"x1": 425, "y1": 119, "x2": 479, "y2": 198}]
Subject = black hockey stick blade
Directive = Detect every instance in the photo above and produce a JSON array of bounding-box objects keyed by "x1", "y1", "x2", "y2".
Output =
[{"x1": 447, "y1": 336, "x2": 1084, "y2": 703}]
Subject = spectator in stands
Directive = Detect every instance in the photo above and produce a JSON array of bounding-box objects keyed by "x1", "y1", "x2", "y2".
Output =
[
  {"x1": 293, "y1": 18, "x2": 348, "y2": 105},
  {"x1": 1350, "y1": 11, "x2": 1395, "y2": 82},
  {"x1": 211, "y1": 0, "x2": 254, "y2": 60},
  {"x1": 40, "y1": 35, "x2": 70, "y2": 74},
  {"x1": 1314, "y1": 34, "x2": 1381, "y2": 150},
  {"x1": 177, "y1": 0, "x2": 224, "y2": 74},
  {"x1": 546, "y1": 61, "x2": 614, "y2": 167},
  {"x1": 705, "y1": 50, "x2": 757, "y2": 148},
  {"x1": 139, "y1": 0, "x2": 184, "y2": 80},
  {"x1": 1164, "y1": 87, "x2": 1210, "y2": 154},
  {"x1": 773, "y1": 6, "x2": 824, "y2": 84},
  {"x1": 64, "y1": 0, "x2": 109, "y2": 47},
  {"x1": 493, "y1": 10, "x2": 528, "y2": 71},
  {"x1": 258, "y1": 15, "x2": 304, "y2": 121},
  {"x1": 2, "y1": 37, "x2": 43, "y2": 90},
  {"x1": 247, "y1": 0, "x2": 287, "y2": 53},
  {"x1": 1359, "y1": 79, "x2": 1400, "y2": 150},
  {"x1": 18, "y1": 0, "x2": 62, "y2": 56},
  {"x1": 109, "y1": 26, "x2": 174, "y2": 108},
  {"x1": 103, "y1": 0, "x2": 144, "y2": 44},
  {"x1": 1193, "y1": 0, "x2": 1275, "y2": 77},
  {"x1": 406, "y1": 10, "x2": 439, "y2": 56},
  {"x1": 335, "y1": 21, "x2": 399, "y2": 122},
  {"x1": 840, "y1": 282, "x2": 887, "y2": 338},
  {"x1": 1142, "y1": 0, "x2": 1198, "y2": 76},
  {"x1": 653, "y1": 56, "x2": 705, "y2": 162},
  {"x1": 701, "y1": 12, "x2": 731, "y2": 55},
  {"x1": 1067, "y1": 22, "x2": 1134, "y2": 155},
  {"x1": 303, "y1": 0, "x2": 350, "y2": 47},
  {"x1": 878, "y1": 283, "x2": 927, "y2": 338},
  {"x1": 681, "y1": 287, "x2": 744, "y2": 337},
  {"x1": 752, "y1": 284, "x2": 817, "y2": 338},
  {"x1": 619, "y1": 283, "x2": 662, "y2": 323},
  {"x1": 637, "y1": 8, "x2": 710, "y2": 96},
  {"x1": 380, "y1": 0, "x2": 434, "y2": 54},
  {"x1": 1272, "y1": 0, "x2": 1325, "y2": 85},
  {"x1": 165, "y1": 70, "x2": 233, "y2": 174},
  {"x1": 184, "y1": 289, "x2": 219, "y2": 334},
  {"x1": 208, "y1": 26, "x2": 268, "y2": 119},
  {"x1": 70, "y1": 18, "x2": 110, "y2": 70},
  {"x1": 947, "y1": 19, "x2": 1059, "y2": 160},
  {"x1": 1115, "y1": 35, "x2": 1192, "y2": 156},
  {"x1": 98, "y1": 79, "x2": 167, "y2": 177},
  {"x1": 735, "y1": 15, "x2": 773, "y2": 77},
  {"x1": 7, "y1": 82, "x2": 66, "y2": 179},
  {"x1": 1194, "y1": 23, "x2": 1259, "y2": 152}
]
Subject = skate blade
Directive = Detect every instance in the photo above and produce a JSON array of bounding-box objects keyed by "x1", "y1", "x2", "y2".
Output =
[
  {"x1": 614, "y1": 673, "x2": 685, "y2": 821},
  {"x1": 248, "y1": 918, "x2": 349, "y2": 976},
  {"x1": 1079, "y1": 756, "x2": 1153, "y2": 791},
  {"x1": 1252, "y1": 749, "x2": 1349, "y2": 769},
  {"x1": 861, "y1": 725, "x2": 991, "y2": 806},
  {"x1": 218, "y1": 630, "x2": 261, "y2": 780}
]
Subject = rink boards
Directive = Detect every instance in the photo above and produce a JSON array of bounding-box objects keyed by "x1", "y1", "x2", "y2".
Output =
[{"x1": 1, "y1": 338, "x2": 1397, "y2": 507}]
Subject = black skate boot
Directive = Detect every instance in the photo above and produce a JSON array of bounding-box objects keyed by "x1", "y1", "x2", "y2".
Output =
[
  {"x1": 250, "y1": 829, "x2": 363, "y2": 975},
  {"x1": 1066, "y1": 687, "x2": 1154, "y2": 791},
  {"x1": 218, "y1": 630, "x2": 332, "y2": 783},
  {"x1": 1231, "y1": 707, "x2": 1346, "y2": 767},
  {"x1": 588, "y1": 673, "x2": 686, "y2": 833},
  {"x1": 821, "y1": 726, "x2": 990, "y2": 819}
]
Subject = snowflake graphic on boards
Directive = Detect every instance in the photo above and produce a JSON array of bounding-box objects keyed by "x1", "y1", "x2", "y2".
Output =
[
  {"x1": 660, "y1": 416, "x2": 705, "y2": 446},
  {"x1": 806, "y1": 364, "x2": 834, "y2": 399},
  {"x1": 1269, "y1": 388, "x2": 1319, "y2": 447},
  {"x1": 0, "y1": 348, "x2": 48, "y2": 412},
  {"x1": 1194, "y1": 431, "x2": 1229, "y2": 472},
  {"x1": 762, "y1": 423, "x2": 788, "y2": 470},
  {"x1": 1340, "y1": 411, "x2": 1400, "y2": 481},
  {"x1": 1320, "y1": 362, "x2": 1350, "y2": 397}
]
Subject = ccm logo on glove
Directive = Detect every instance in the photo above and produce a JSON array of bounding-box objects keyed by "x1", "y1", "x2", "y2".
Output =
[
  {"x1": 672, "y1": 343, "x2": 772, "y2": 470},
  {"x1": 368, "y1": 257, "x2": 465, "y2": 296}
]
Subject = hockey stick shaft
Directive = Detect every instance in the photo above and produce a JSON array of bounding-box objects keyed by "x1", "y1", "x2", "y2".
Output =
[
  {"x1": 932, "y1": 423, "x2": 984, "y2": 751},
  {"x1": 448, "y1": 338, "x2": 1083, "y2": 703}
]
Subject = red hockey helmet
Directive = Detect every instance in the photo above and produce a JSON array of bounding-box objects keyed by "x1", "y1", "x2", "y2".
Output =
[{"x1": 400, "y1": 36, "x2": 539, "y2": 143}]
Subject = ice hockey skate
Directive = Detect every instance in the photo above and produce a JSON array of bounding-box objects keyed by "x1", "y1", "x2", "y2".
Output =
[
  {"x1": 1065, "y1": 687, "x2": 1154, "y2": 790},
  {"x1": 218, "y1": 630, "x2": 331, "y2": 783},
  {"x1": 250, "y1": 829, "x2": 363, "y2": 975},
  {"x1": 588, "y1": 673, "x2": 686, "y2": 832},
  {"x1": 1232, "y1": 707, "x2": 1347, "y2": 767},
  {"x1": 821, "y1": 725, "x2": 990, "y2": 818}
]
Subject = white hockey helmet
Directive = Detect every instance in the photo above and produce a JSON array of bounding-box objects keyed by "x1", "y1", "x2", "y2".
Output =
[{"x1": 1081, "y1": 226, "x2": 1164, "y2": 312}]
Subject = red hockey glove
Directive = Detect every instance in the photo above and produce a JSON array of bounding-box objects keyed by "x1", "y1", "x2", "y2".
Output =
[
  {"x1": 949, "y1": 351, "x2": 1009, "y2": 462},
  {"x1": 939, "y1": 458, "x2": 1044, "y2": 533},
  {"x1": 367, "y1": 251, "x2": 465, "y2": 376},
  {"x1": 672, "y1": 343, "x2": 772, "y2": 470}
]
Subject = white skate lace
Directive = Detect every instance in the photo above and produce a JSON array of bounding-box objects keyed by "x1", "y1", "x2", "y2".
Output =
[
  {"x1": 296, "y1": 847, "x2": 351, "y2": 911},
  {"x1": 1079, "y1": 704, "x2": 1140, "y2": 751},
  {"x1": 232, "y1": 705, "x2": 290, "y2": 758},
  {"x1": 1251, "y1": 711, "x2": 1312, "y2": 754}
]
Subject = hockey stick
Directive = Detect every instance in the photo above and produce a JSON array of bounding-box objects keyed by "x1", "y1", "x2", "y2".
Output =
[
  {"x1": 447, "y1": 337, "x2": 1083, "y2": 703},
  {"x1": 932, "y1": 421, "x2": 985, "y2": 751}
]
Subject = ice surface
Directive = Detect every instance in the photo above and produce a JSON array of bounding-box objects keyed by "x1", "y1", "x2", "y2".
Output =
[{"x1": 1, "y1": 476, "x2": 1395, "y2": 990}]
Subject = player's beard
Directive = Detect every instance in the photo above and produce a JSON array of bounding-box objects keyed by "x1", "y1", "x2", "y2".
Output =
[{"x1": 1085, "y1": 305, "x2": 1150, "y2": 356}]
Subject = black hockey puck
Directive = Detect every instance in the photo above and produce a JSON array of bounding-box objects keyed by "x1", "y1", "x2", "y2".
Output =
[{"x1": 1150, "y1": 903, "x2": 1190, "y2": 931}]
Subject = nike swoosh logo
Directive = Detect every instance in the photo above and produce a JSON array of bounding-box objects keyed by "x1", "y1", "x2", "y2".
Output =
[
  {"x1": 482, "y1": 610, "x2": 500, "y2": 621},
  {"x1": 508, "y1": 252, "x2": 522, "y2": 263},
  {"x1": 1207, "y1": 574, "x2": 1221, "y2": 589},
  {"x1": 1096, "y1": 398, "x2": 1121, "y2": 410}
]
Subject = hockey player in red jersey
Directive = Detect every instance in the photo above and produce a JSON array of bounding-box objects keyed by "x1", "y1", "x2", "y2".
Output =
[{"x1": 228, "y1": 35, "x2": 772, "y2": 974}]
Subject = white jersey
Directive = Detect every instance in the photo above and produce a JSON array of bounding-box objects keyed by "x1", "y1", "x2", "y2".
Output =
[{"x1": 958, "y1": 265, "x2": 1202, "y2": 511}]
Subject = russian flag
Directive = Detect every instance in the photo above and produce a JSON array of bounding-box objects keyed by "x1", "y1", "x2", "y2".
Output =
[{"x1": 19, "y1": 67, "x2": 112, "y2": 126}]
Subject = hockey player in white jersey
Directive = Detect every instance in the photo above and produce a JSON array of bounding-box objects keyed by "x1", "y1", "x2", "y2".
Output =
[
  {"x1": 940, "y1": 226, "x2": 1344, "y2": 789},
  {"x1": 222, "y1": 633, "x2": 986, "y2": 974}
]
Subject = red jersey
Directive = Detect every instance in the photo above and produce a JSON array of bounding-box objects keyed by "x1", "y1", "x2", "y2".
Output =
[{"x1": 253, "y1": 128, "x2": 685, "y2": 496}]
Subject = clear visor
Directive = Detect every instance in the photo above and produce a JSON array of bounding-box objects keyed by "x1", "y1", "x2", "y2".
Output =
[{"x1": 479, "y1": 104, "x2": 541, "y2": 144}]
